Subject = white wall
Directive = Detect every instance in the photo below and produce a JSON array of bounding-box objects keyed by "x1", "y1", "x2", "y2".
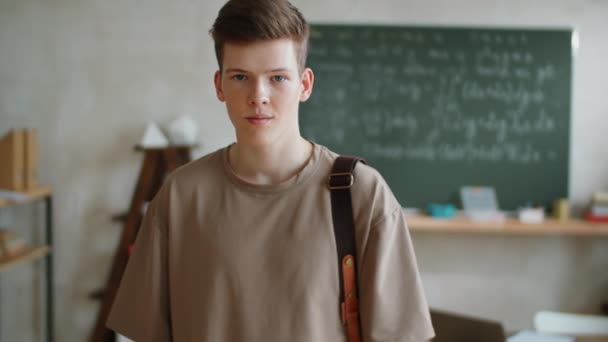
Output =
[{"x1": 0, "y1": 0, "x2": 606, "y2": 341}]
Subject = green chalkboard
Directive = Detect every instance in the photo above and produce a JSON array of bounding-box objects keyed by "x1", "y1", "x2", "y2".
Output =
[{"x1": 300, "y1": 24, "x2": 572, "y2": 210}]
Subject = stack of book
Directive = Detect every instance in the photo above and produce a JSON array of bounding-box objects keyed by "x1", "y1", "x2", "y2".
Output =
[
  {"x1": 585, "y1": 192, "x2": 608, "y2": 223},
  {"x1": 0, "y1": 128, "x2": 38, "y2": 192}
]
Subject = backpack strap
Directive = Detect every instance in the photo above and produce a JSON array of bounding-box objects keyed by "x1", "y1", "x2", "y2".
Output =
[{"x1": 328, "y1": 155, "x2": 366, "y2": 342}]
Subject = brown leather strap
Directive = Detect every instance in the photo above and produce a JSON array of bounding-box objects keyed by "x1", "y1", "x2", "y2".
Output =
[
  {"x1": 329, "y1": 156, "x2": 365, "y2": 342},
  {"x1": 342, "y1": 255, "x2": 361, "y2": 342}
]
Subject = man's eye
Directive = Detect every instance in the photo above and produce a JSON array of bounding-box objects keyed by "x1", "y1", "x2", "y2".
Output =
[
  {"x1": 232, "y1": 74, "x2": 247, "y2": 81},
  {"x1": 272, "y1": 75, "x2": 287, "y2": 82}
]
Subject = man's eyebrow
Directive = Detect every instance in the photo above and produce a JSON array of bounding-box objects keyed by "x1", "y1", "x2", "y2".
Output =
[
  {"x1": 224, "y1": 68, "x2": 249, "y2": 73},
  {"x1": 268, "y1": 68, "x2": 291, "y2": 73}
]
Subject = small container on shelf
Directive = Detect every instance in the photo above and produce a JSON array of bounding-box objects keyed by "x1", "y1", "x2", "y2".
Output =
[
  {"x1": 427, "y1": 203, "x2": 456, "y2": 218},
  {"x1": 518, "y1": 207, "x2": 545, "y2": 224},
  {"x1": 552, "y1": 198, "x2": 570, "y2": 221}
]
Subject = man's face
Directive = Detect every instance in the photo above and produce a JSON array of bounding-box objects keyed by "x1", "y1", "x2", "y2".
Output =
[{"x1": 214, "y1": 38, "x2": 313, "y2": 147}]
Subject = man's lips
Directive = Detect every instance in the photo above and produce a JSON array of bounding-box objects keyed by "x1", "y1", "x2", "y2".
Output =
[{"x1": 245, "y1": 116, "x2": 273, "y2": 125}]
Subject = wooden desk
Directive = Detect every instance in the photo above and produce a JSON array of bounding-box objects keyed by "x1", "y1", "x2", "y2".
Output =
[{"x1": 407, "y1": 214, "x2": 608, "y2": 236}]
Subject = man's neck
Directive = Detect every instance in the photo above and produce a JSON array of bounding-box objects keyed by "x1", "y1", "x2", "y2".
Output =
[{"x1": 228, "y1": 137, "x2": 314, "y2": 186}]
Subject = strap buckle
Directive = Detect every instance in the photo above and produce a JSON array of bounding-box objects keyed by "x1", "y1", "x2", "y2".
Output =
[{"x1": 328, "y1": 172, "x2": 354, "y2": 190}]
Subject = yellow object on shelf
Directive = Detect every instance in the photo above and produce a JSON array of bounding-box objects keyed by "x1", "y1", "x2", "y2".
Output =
[{"x1": 553, "y1": 198, "x2": 570, "y2": 220}]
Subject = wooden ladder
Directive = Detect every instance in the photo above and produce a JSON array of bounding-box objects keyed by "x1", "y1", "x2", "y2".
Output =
[{"x1": 89, "y1": 145, "x2": 192, "y2": 342}]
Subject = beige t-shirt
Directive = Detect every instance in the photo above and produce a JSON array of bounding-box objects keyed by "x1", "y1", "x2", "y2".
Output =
[{"x1": 107, "y1": 143, "x2": 434, "y2": 342}]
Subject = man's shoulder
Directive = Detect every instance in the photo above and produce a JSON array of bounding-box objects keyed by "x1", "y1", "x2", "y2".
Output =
[
  {"x1": 178, "y1": 147, "x2": 224, "y2": 174},
  {"x1": 161, "y1": 146, "x2": 227, "y2": 192},
  {"x1": 350, "y1": 159, "x2": 396, "y2": 209},
  {"x1": 319, "y1": 144, "x2": 401, "y2": 224},
  {"x1": 317, "y1": 144, "x2": 385, "y2": 190}
]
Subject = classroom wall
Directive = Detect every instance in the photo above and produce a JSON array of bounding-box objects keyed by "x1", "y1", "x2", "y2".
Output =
[{"x1": 0, "y1": 0, "x2": 606, "y2": 341}]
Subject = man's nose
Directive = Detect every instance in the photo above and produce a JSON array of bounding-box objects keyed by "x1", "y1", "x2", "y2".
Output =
[{"x1": 248, "y1": 80, "x2": 269, "y2": 106}]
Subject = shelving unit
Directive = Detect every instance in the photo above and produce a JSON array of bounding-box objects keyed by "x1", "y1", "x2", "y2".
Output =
[
  {"x1": 0, "y1": 186, "x2": 54, "y2": 342},
  {"x1": 407, "y1": 214, "x2": 608, "y2": 236}
]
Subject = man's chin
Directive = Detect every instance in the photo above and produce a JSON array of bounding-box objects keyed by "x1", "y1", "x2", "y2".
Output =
[{"x1": 236, "y1": 134, "x2": 276, "y2": 148}]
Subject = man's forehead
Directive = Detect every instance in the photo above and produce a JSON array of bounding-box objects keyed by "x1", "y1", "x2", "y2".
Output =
[
  {"x1": 222, "y1": 39, "x2": 299, "y2": 72},
  {"x1": 223, "y1": 38, "x2": 296, "y2": 51}
]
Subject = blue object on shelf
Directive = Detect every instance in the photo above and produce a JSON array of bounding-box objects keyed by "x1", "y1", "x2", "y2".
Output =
[{"x1": 427, "y1": 203, "x2": 456, "y2": 218}]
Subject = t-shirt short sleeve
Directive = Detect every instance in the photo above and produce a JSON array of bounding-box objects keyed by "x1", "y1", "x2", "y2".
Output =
[
  {"x1": 359, "y1": 206, "x2": 435, "y2": 342},
  {"x1": 106, "y1": 198, "x2": 171, "y2": 341}
]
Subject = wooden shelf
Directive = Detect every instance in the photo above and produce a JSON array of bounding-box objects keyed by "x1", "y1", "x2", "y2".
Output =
[
  {"x1": 407, "y1": 215, "x2": 608, "y2": 236},
  {"x1": 0, "y1": 186, "x2": 52, "y2": 208},
  {"x1": 0, "y1": 245, "x2": 50, "y2": 272}
]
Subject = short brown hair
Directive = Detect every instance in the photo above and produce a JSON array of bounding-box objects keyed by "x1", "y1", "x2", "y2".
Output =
[{"x1": 209, "y1": 0, "x2": 310, "y2": 72}]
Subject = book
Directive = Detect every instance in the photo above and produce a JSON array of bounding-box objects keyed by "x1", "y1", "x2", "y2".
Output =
[
  {"x1": 592, "y1": 191, "x2": 608, "y2": 204},
  {"x1": 23, "y1": 128, "x2": 38, "y2": 190},
  {"x1": 585, "y1": 211, "x2": 608, "y2": 223},
  {"x1": 0, "y1": 129, "x2": 25, "y2": 191},
  {"x1": 0, "y1": 128, "x2": 40, "y2": 192},
  {"x1": 590, "y1": 204, "x2": 608, "y2": 217}
]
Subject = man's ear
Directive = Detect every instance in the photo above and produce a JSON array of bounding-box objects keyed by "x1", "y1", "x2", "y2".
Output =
[
  {"x1": 214, "y1": 70, "x2": 225, "y2": 102},
  {"x1": 299, "y1": 68, "x2": 314, "y2": 102}
]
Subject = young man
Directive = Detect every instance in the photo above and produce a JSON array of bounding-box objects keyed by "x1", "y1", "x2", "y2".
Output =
[{"x1": 107, "y1": 0, "x2": 434, "y2": 341}]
